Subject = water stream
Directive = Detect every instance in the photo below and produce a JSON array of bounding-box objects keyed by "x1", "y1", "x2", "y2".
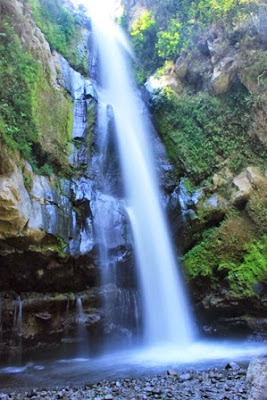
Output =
[{"x1": 88, "y1": 0, "x2": 194, "y2": 347}]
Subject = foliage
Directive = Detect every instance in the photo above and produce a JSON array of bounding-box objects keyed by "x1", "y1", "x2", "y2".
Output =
[
  {"x1": 130, "y1": 12, "x2": 161, "y2": 82},
  {"x1": 218, "y1": 235, "x2": 267, "y2": 296},
  {"x1": 152, "y1": 83, "x2": 266, "y2": 183},
  {"x1": 183, "y1": 215, "x2": 267, "y2": 297},
  {"x1": 0, "y1": 22, "x2": 39, "y2": 162},
  {"x1": 247, "y1": 192, "x2": 267, "y2": 234},
  {"x1": 0, "y1": 20, "x2": 73, "y2": 176},
  {"x1": 182, "y1": 228, "x2": 219, "y2": 279},
  {"x1": 156, "y1": 19, "x2": 181, "y2": 60},
  {"x1": 129, "y1": 0, "x2": 260, "y2": 77},
  {"x1": 26, "y1": 0, "x2": 87, "y2": 73}
]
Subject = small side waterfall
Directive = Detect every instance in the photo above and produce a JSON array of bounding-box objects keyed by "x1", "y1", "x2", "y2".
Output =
[
  {"x1": 10, "y1": 296, "x2": 23, "y2": 363},
  {"x1": 76, "y1": 297, "x2": 88, "y2": 356},
  {"x1": 13, "y1": 297, "x2": 23, "y2": 338},
  {"x1": 88, "y1": 0, "x2": 195, "y2": 347}
]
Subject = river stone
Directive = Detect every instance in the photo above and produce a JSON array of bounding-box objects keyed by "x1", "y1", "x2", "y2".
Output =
[
  {"x1": 225, "y1": 362, "x2": 241, "y2": 370},
  {"x1": 247, "y1": 355, "x2": 267, "y2": 400}
]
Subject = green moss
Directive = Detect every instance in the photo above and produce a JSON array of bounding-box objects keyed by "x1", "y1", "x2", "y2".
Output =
[
  {"x1": 0, "y1": 18, "x2": 74, "y2": 176},
  {"x1": 28, "y1": 235, "x2": 67, "y2": 256},
  {"x1": 218, "y1": 235, "x2": 267, "y2": 296},
  {"x1": 23, "y1": 173, "x2": 33, "y2": 192},
  {"x1": 0, "y1": 21, "x2": 39, "y2": 162},
  {"x1": 182, "y1": 228, "x2": 219, "y2": 279},
  {"x1": 86, "y1": 100, "x2": 96, "y2": 152},
  {"x1": 182, "y1": 212, "x2": 267, "y2": 298},
  {"x1": 32, "y1": 71, "x2": 73, "y2": 173},
  {"x1": 247, "y1": 192, "x2": 267, "y2": 234},
  {"x1": 152, "y1": 84, "x2": 266, "y2": 183}
]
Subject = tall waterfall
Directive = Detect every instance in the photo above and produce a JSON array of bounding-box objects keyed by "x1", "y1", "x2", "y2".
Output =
[{"x1": 88, "y1": 0, "x2": 194, "y2": 346}]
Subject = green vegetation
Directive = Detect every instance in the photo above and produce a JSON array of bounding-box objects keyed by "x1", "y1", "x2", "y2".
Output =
[
  {"x1": 0, "y1": 22, "x2": 39, "y2": 162},
  {"x1": 156, "y1": 19, "x2": 182, "y2": 60},
  {"x1": 129, "y1": 0, "x2": 260, "y2": 79},
  {"x1": 0, "y1": 20, "x2": 73, "y2": 176},
  {"x1": 151, "y1": 83, "x2": 266, "y2": 183},
  {"x1": 130, "y1": 12, "x2": 161, "y2": 83},
  {"x1": 218, "y1": 235, "x2": 267, "y2": 296},
  {"x1": 182, "y1": 215, "x2": 267, "y2": 296},
  {"x1": 26, "y1": 0, "x2": 88, "y2": 74},
  {"x1": 33, "y1": 72, "x2": 73, "y2": 174}
]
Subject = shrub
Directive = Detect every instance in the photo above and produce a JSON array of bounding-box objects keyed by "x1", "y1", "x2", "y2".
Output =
[
  {"x1": 156, "y1": 19, "x2": 181, "y2": 59},
  {"x1": 130, "y1": 12, "x2": 161, "y2": 82}
]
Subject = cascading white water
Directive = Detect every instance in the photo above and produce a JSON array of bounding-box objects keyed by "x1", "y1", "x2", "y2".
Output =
[
  {"x1": 76, "y1": 297, "x2": 89, "y2": 356},
  {"x1": 87, "y1": 0, "x2": 194, "y2": 346}
]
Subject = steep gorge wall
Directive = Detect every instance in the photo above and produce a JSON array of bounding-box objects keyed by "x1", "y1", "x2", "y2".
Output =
[
  {"x1": 0, "y1": 0, "x2": 134, "y2": 356},
  {"x1": 124, "y1": 0, "x2": 267, "y2": 336}
]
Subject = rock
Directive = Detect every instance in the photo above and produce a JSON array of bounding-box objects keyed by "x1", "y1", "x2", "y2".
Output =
[
  {"x1": 198, "y1": 39, "x2": 211, "y2": 56},
  {"x1": 211, "y1": 71, "x2": 231, "y2": 94},
  {"x1": 225, "y1": 362, "x2": 241, "y2": 370},
  {"x1": 179, "y1": 373, "x2": 192, "y2": 381},
  {"x1": 167, "y1": 369, "x2": 178, "y2": 376},
  {"x1": 247, "y1": 356, "x2": 267, "y2": 400},
  {"x1": 34, "y1": 312, "x2": 52, "y2": 321},
  {"x1": 204, "y1": 194, "x2": 227, "y2": 209},
  {"x1": 246, "y1": 167, "x2": 267, "y2": 191},
  {"x1": 145, "y1": 67, "x2": 183, "y2": 96},
  {"x1": 213, "y1": 167, "x2": 234, "y2": 189},
  {"x1": 210, "y1": 58, "x2": 237, "y2": 94},
  {"x1": 0, "y1": 169, "x2": 32, "y2": 239},
  {"x1": 175, "y1": 56, "x2": 188, "y2": 79},
  {"x1": 231, "y1": 171, "x2": 253, "y2": 207}
]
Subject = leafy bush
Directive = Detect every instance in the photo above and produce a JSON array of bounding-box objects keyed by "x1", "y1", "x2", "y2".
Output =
[
  {"x1": 130, "y1": 12, "x2": 161, "y2": 82},
  {"x1": 156, "y1": 19, "x2": 181, "y2": 59}
]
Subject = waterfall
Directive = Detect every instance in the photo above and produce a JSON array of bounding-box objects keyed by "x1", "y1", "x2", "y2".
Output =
[
  {"x1": 87, "y1": 0, "x2": 195, "y2": 347},
  {"x1": 13, "y1": 297, "x2": 23, "y2": 338},
  {"x1": 10, "y1": 296, "x2": 23, "y2": 363},
  {"x1": 76, "y1": 297, "x2": 89, "y2": 356}
]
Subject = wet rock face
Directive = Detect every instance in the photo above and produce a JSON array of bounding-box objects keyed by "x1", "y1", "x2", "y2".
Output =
[{"x1": 247, "y1": 356, "x2": 267, "y2": 400}]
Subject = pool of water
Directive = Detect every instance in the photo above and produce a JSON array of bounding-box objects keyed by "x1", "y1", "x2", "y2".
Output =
[{"x1": 0, "y1": 339, "x2": 266, "y2": 392}]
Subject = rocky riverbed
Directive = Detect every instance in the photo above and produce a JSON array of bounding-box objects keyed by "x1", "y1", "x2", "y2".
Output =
[{"x1": 0, "y1": 363, "x2": 253, "y2": 400}]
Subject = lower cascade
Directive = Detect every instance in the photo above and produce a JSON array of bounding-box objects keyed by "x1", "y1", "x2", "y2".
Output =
[{"x1": 88, "y1": 0, "x2": 194, "y2": 347}]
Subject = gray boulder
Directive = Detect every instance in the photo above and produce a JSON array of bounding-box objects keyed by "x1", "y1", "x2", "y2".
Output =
[{"x1": 247, "y1": 355, "x2": 267, "y2": 400}]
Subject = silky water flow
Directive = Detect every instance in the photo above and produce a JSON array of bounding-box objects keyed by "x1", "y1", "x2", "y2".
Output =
[{"x1": 88, "y1": 0, "x2": 195, "y2": 348}]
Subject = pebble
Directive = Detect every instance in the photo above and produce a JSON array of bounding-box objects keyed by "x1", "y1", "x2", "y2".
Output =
[{"x1": 3, "y1": 366, "x2": 252, "y2": 400}]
